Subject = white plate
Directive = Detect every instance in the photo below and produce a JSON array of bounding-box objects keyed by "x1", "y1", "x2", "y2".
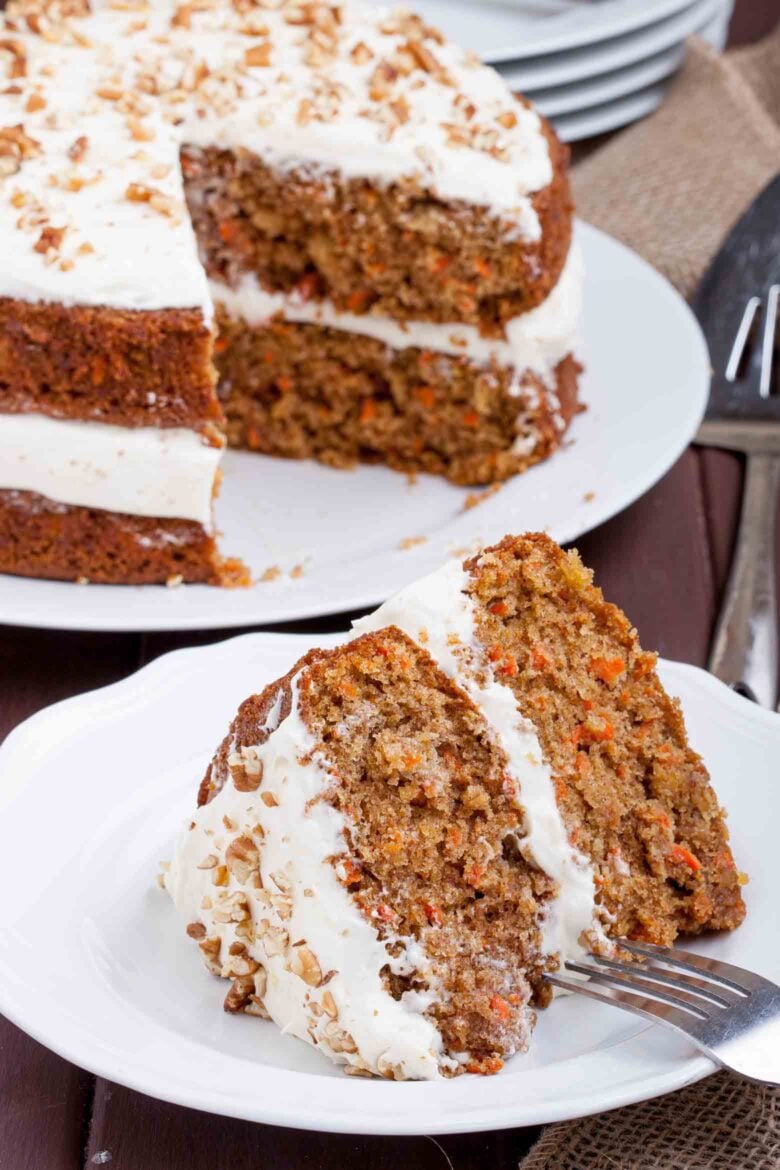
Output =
[
  {"x1": 0, "y1": 223, "x2": 710, "y2": 633},
  {"x1": 498, "y1": 0, "x2": 720, "y2": 92},
  {"x1": 387, "y1": 0, "x2": 696, "y2": 64},
  {"x1": 555, "y1": 80, "x2": 667, "y2": 141},
  {"x1": 0, "y1": 633, "x2": 776, "y2": 1135},
  {"x1": 531, "y1": 42, "x2": 685, "y2": 118},
  {"x1": 532, "y1": 1, "x2": 729, "y2": 120}
]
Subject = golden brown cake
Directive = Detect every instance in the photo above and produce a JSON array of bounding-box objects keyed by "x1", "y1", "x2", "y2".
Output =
[
  {"x1": 0, "y1": 0, "x2": 581, "y2": 584},
  {"x1": 164, "y1": 534, "x2": 745, "y2": 1078}
]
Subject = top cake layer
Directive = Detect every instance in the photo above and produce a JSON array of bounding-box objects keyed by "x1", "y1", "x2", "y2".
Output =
[{"x1": 1, "y1": 0, "x2": 555, "y2": 315}]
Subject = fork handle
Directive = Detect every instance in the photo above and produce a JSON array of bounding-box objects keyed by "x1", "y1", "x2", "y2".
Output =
[{"x1": 708, "y1": 451, "x2": 780, "y2": 708}]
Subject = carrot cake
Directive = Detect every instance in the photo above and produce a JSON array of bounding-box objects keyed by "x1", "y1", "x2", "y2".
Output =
[
  {"x1": 164, "y1": 533, "x2": 745, "y2": 1078},
  {"x1": 0, "y1": 0, "x2": 580, "y2": 585}
]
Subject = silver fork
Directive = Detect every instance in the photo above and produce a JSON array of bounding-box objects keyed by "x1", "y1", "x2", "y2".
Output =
[
  {"x1": 547, "y1": 940, "x2": 780, "y2": 1086},
  {"x1": 700, "y1": 284, "x2": 780, "y2": 710}
]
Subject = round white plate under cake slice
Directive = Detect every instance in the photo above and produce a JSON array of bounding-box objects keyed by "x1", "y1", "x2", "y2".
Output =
[
  {"x1": 0, "y1": 223, "x2": 709, "y2": 632},
  {"x1": 0, "y1": 632, "x2": 774, "y2": 1134}
]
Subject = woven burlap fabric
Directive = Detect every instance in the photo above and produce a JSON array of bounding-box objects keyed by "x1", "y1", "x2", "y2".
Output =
[
  {"x1": 520, "y1": 1072, "x2": 780, "y2": 1170},
  {"x1": 573, "y1": 27, "x2": 780, "y2": 297}
]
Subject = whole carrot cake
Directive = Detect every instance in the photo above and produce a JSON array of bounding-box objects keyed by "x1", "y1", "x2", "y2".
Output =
[
  {"x1": 164, "y1": 534, "x2": 745, "y2": 1078},
  {"x1": 0, "y1": 0, "x2": 581, "y2": 585}
]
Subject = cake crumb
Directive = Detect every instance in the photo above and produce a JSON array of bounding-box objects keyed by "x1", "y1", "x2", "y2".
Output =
[
  {"x1": 260, "y1": 565, "x2": 282, "y2": 582},
  {"x1": 398, "y1": 535, "x2": 427, "y2": 551},
  {"x1": 166, "y1": 573, "x2": 184, "y2": 588},
  {"x1": 462, "y1": 483, "x2": 503, "y2": 512},
  {"x1": 290, "y1": 563, "x2": 305, "y2": 579},
  {"x1": 75, "y1": 575, "x2": 89, "y2": 585},
  {"x1": 583, "y1": 491, "x2": 595, "y2": 503}
]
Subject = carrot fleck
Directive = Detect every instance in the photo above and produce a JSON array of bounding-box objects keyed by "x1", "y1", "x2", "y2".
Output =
[
  {"x1": 668, "y1": 845, "x2": 702, "y2": 872},
  {"x1": 376, "y1": 902, "x2": 395, "y2": 922},
  {"x1": 490, "y1": 994, "x2": 511, "y2": 1020},
  {"x1": 498, "y1": 653, "x2": 518, "y2": 677},
  {"x1": 340, "y1": 859, "x2": 362, "y2": 886},
  {"x1": 414, "y1": 385, "x2": 436, "y2": 410},
  {"x1": 276, "y1": 376, "x2": 292, "y2": 393},
  {"x1": 462, "y1": 409, "x2": 480, "y2": 428},
  {"x1": 489, "y1": 601, "x2": 508, "y2": 616},
  {"x1": 218, "y1": 219, "x2": 239, "y2": 243},
  {"x1": 488, "y1": 645, "x2": 503, "y2": 663},
  {"x1": 474, "y1": 257, "x2": 492, "y2": 279},
  {"x1": 359, "y1": 398, "x2": 377, "y2": 423},
  {"x1": 466, "y1": 1056, "x2": 504, "y2": 1075},
  {"x1": 464, "y1": 862, "x2": 485, "y2": 888},
  {"x1": 423, "y1": 903, "x2": 443, "y2": 927},
  {"x1": 531, "y1": 647, "x2": 549, "y2": 670},
  {"x1": 346, "y1": 289, "x2": 371, "y2": 313},
  {"x1": 262, "y1": 350, "x2": 275, "y2": 364},
  {"x1": 591, "y1": 656, "x2": 625, "y2": 685}
]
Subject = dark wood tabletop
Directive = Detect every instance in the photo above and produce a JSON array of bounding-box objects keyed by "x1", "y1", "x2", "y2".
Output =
[{"x1": 2, "y1": 3, "x2": 778, "y2": 1167}]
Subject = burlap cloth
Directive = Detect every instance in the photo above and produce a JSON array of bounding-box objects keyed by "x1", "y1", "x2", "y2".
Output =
[
  {"x1": 519, "y1": 30, "x2": 780, "y2": 1170},
  {"x1": 572, "y1": 27, "x2": 780, "y2": 298}
]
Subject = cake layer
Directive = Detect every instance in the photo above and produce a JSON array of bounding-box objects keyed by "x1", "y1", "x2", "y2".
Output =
[
  {"x1": 211, "y1": 240, "x2": 582, "y2": 382},
  {"x1": 0, "y1": 298, "x2": 220, "y2": 431},
  {"x1": 0, "y1": 489, "x2": 247, "y2": 585},
  {"x1": 354, "y1": 558, "x2": 608, "y2": 961},
  {"x1": 2, "y1": 0, "x2": 561, "y2": 320},
  {"x1": 182, "y1": 119, "x2": 570, "y2": 332},
  {"x1": 171, "y1": 629, "x2": 561, "y2": 1078},
  {"x1": 0, "y1": 414, "x2": 223, "y2": 524},
  {"x1": 214, "y1": 311, "x2": 579, "y2": 485}
]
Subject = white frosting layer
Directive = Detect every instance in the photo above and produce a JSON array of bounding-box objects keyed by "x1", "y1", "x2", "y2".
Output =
[
  {"x1": 0, "y1": 413, "x2": 222, "y2": 525},
  {"x1": 1, "y1": 0, "x2": 552, "y2": 314},
  {"x1": 212, "y1": 242, "x2": 582, "y2": 386},
  {"x1": 165, "y1": 677, "x2": 448, "y2": 1080},
  {"x1": 353, "y1": 559, "x2": 607, "y2": 964}
]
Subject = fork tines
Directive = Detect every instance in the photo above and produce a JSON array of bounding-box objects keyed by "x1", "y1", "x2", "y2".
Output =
[
  {"x1": 547, "y1": 939, "x2": 761, "y2": 1032},
  {"x1": 726, "y1": 284, "x2": 780, "y2": 398}
]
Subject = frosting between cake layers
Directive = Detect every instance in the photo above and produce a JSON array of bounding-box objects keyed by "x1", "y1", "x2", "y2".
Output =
[
  {"x1": 0, "y1": 413, "x2": 222, "y2": 525},
  {"x1": 1, "y1": 0, "x2": 553, "y2": 315},
  {"x1": 165, "y1": 675, "x2": 450, "y2": 1080},
  {"x1": 212, "y1": 243, "x2": 582, "y2": 386},
  {"x1": 353, "y1": 559, "x2": 608, "y2": 965}
]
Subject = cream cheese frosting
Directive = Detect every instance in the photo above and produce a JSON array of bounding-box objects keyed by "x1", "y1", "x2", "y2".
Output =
[
  {"x1": 1, "y1": 0, "x2": 553, "y2": 315},
  {"x1": 0, "y1": 413, "x2": 223, "y2": 525},
  {"x1": 211, "y1": 242, "x2": 582, "y2": 389},
  {"x1": 353, "y1": 558, "x2": 610, "y2": 964},
  {"x1": 165, "y1": 675, "x2": 450, "y2": 1080}
]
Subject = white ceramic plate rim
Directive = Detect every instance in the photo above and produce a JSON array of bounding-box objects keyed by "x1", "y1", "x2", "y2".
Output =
[
  {"x1": 0, "y1": 223, "x2": 710, "y2": 633},
  {"x1": 475, "y1": 0, "x2": 698, "y2": 63},
  {"x1": 531, "y1": 42, "x2": 685, "y2": 118},
  {"x1": 0, "y1": 633, "x2": 776, "y2": 1135},
  {"x1": 497, "y1": 0, "x2": 721, "y2": 91},
  {"x1": 555, "y1": 80, "x2": 666, "y2": 141}
]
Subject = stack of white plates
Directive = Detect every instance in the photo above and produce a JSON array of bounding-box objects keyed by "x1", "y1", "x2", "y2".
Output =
[{"x1": 391, "y1": 0, "x2": 734, "y2": 141}]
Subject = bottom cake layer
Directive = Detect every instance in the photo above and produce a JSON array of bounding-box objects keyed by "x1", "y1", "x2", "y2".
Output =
[
  {"x1": 0, "y1": 489, "x2": 248, "y2": 586},
  {"x1": 215, "y1": 311, "x2": 581, "y2": 486}
]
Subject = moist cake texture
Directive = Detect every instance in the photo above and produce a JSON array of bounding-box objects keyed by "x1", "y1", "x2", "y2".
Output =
[
  {"x1": 1, "y1": 0, "x2": 582, "y2": 584},
  {"x1": 165, "y1": 534, "x2": 744, "y2": 1078}
]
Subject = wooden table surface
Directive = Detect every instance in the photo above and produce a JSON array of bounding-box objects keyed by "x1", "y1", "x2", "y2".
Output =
[{"x1": 2, "y1": 4, "x2": 778, "y2": 1167}]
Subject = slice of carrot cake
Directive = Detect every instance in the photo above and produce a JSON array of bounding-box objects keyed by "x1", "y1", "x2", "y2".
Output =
[
  {"x1": 1, "y1": 0, "x2": 580, "y2": 584},
  {"x1": 164, "y1": 534, "x2": 745, "y2": 1078}
]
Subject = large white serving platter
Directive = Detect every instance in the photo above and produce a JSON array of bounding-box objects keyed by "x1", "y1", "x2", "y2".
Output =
[
  {"x1": 0, "y1": 223, "x2": 710, "y2": 632},
  {"x1": 383, "y1": 0, "x2": 697, "y2": 64},
  {"x1": 0, "y1": 633, "x2": 775, "y2": 1134}
]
